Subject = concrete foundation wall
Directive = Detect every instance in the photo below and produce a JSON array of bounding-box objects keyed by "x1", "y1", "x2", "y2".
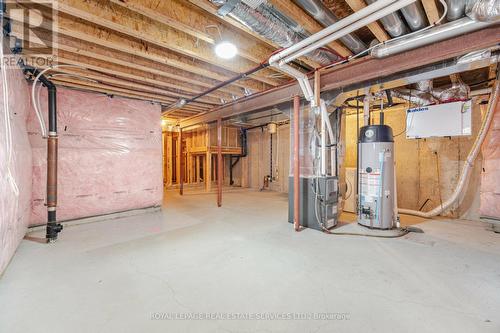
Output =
[{"x1": 239, "y1": 125, "x2": 290, "y2": 193}]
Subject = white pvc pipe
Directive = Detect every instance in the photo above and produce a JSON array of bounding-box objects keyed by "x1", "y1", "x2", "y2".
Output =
[
  {"x1": 268, "y1": 0, "x2": 399, "y2": 65},
  {"x1": 399, "y1": 71, "x2": 499, "y2": 218},
  {"x1": 363, "y1": 92, "x2": 370, "y2": 126},
  {"x1": 320, "y1": 99, "x2": 336, "y2": 175},
  {"x1": 279, "y1": 0, "x2": 417, "y2": 65}
]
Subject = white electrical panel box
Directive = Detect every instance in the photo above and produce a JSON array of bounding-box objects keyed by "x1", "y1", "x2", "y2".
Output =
[{"x1": 406, "y1": 100, "x2": 472, "y2": 139}]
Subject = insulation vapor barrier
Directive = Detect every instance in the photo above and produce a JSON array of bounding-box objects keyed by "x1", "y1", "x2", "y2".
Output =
[
  {"x1": 0, "y1": 56, "x2": 33, "y2": 273},
  {"x1": 28, "y1": 88, "x2": 163, "y2": 225},
  {"x1": 480, "y1": 96, "x2": 500, "y2": 219}
]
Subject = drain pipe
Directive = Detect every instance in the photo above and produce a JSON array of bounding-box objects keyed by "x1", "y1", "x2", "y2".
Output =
[
  {"x1": 399, "y1": 69, "x2": 500, "y2": 218},
  {"x1": 229, "y1": 128, "x2": 248, "y2": 185},
  {"x1": 24, "y1": 67, "x2": 63, "y2": 242}
]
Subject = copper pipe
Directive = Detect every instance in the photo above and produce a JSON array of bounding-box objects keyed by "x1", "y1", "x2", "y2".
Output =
[
  {"x1": 179, "y1": 128, "x2": 184, "y2": 195},
  {"x1": 293, "y1": 95, "x2": 300, "y2": 231},
  {"x1": 217, "y1": 118, "x2": 222, "y2": 207}
]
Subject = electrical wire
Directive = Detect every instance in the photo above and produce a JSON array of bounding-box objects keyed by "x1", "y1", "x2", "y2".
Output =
[{"x1": 30, "y1": 64, "x2": 86, "y2": 138}]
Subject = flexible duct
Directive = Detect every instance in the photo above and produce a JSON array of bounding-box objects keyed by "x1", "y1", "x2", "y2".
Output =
[
  {"x1": 292, "y1": 0, "x2": 367, "y2": 54},
  {"x1": 365, "y1": 0, "x2": 409, "y2": 37},
  {"x1": 212, "y1": 0, "x2": 341, "y2": 64},
  {"x1": 466, "y1": 0, "x2": 500, "y2": 22},
  {"x1": 370, "y1": 17, "x2": 496, "y2": 58},
  {"x1": 399, "y1": 68, "x2": 499, "y2": 218}
]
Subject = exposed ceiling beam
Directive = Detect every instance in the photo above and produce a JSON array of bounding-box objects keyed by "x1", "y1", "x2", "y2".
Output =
[
  {"x1": 53, "y1": 0, "x2": 283, "y2": 87},
  {"x1": 268, "y1": 0, "x2": 352, "y2": 57},
  {"x1": 180, "y1": 25, "x2": 500, "y2": 127},
  {"x1": 16, "y1": 3, "x2": 265, "y2": 95},
  {"x1": 108, "y1": 0, "x2": 315, "y2": 74},
  {"x1": 343, "y1": 0, "x2": 390, "y2": 42},
  {"x1": 50, "y1": 14, "x2": 268, "y2": 95},
  {"x1": 47, "y1": 67, "x2": 219, "y2": 107}
]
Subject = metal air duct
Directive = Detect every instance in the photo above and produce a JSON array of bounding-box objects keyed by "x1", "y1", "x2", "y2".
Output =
[
  {"x1": 213, "y1": 0, "x2": 341, "y2": 64},
  {"x1": 365, "y1": 0, "x2": 409, "y2": 37},
  {"x1": 292, "y1": 0, "x2": 367, "y2": 54},
  {"x1": 446, "y1": 0, "x2": 467, "y2": 20},
  {"x1": 399, "y1": 1, "x2": 428, "y2": 30}
]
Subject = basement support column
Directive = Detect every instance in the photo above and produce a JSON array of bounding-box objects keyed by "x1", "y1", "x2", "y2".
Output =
[
  {"x1": 179, "y1": 128, "x2": 183, "y2": 195},
  {"x1": 217, "y1": 118, "x2": 222, "y2": 207},
  {"x1": 293, "y1": 95, "x2": 300, "y2": 231}
]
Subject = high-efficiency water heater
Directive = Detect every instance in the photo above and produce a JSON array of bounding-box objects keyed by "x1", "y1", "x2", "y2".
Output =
[{"x1": 358, "y1": 124, "x2": 396, "y2": 229}]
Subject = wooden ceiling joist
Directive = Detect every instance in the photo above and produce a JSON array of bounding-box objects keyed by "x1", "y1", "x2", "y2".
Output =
[
  {"x1": 47, "y1": 13, "x2": 267, "y2": 95},
  {"x1": 421, "y1": 0, "x2": 442, "y2": 24},
  {"x1": 53, "y1": 0, "x2": 283, "y2": 87},
  {"x1": 48, "y1": 67, "x2": 219, "y2": 106}
]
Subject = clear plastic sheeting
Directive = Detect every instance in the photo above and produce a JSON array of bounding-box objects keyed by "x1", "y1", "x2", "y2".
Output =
[
  {"x1": 480, "y1": 97, "x2": 500, "y2": 219},
  {"x1": 466, "y1": 0, "x2": 500, "y2": 21},
  {"x1": 27, "y1": 87, "x2": 163, "y2": 225},
  {"x1": 0, "y1": 58, "x2": 33, "y2": 274}
]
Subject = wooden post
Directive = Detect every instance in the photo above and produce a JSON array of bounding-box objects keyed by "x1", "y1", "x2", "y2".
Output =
[
  {"x1": 217, "y1": 118, "x2": 223, "y2": 207},
  {"x1": 205, "y1": 151, "x2": 211, "y2": 192},
  {"x1": 196, "y1": 155, "x2": 200, "y2": 183},
  {"x1": 293, "y1": 95, "x2": 300, "y2": 231},
  {"x1": 179, "y1": 128, "x2": 183, "y2": 195}
]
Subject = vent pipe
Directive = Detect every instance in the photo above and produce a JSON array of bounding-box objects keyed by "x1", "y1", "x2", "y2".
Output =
[
  {"x1": 292, "y1": 0, "x2": 367, "y2": 54},
  {"x1": 24, "y1": 67, "x2": 63, "y2": 242}
]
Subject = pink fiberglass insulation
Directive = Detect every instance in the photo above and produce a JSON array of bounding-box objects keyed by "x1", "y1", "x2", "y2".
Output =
[
  {"x1": 480, "y1": 97, "x2": 500, "y2": 219},
  {"x1": 27, "y1": 87, "x2": 162, "y2": 225},
  {"x1": 0, "y1": 61, "x2": 33, "y2": 274}
]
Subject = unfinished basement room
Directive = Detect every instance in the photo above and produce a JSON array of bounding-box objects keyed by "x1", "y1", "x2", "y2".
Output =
[{"x1": 1, "y1": 0, "x2": 500, "y2": 332}]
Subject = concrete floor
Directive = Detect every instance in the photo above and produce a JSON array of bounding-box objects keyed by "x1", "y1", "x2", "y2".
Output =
[{"x1": 1, "y1": 189, "x2": 500, "y2": 333}]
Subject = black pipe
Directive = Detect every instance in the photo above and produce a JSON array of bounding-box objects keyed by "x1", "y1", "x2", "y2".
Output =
[
  {"x1": 229, "y1": 129, "x2": 248, "y2": 185},
  {"x1": 269, "y1": 132, "x2": 273, "y2": 182},
  {"x1": 184, "y1": 63, "x2": 269, "y2": 105},
  {"x1": 23, "y1": 65, "x2": 63, "y2": 242}
]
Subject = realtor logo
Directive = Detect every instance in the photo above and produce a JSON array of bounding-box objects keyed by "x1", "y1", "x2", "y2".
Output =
[{"x1": 2, "y1": 0, "x2": 56, "y2": 68}]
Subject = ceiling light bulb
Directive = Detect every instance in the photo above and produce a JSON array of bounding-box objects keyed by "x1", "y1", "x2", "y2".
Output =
[{"x1": 215, "y1": 41, "x2": 238, "y2": 59}]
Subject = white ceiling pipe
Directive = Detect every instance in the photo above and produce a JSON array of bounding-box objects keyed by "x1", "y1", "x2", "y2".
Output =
[
  {"x1": 370, "y1": 17, "x2": 496, "y2": 58},
  {"x1": 268, "y1": 0, "x2": 399, "y2": 65},
  {"x1": 279, "y1": 0, "x2": 418, "y2": 65}
]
